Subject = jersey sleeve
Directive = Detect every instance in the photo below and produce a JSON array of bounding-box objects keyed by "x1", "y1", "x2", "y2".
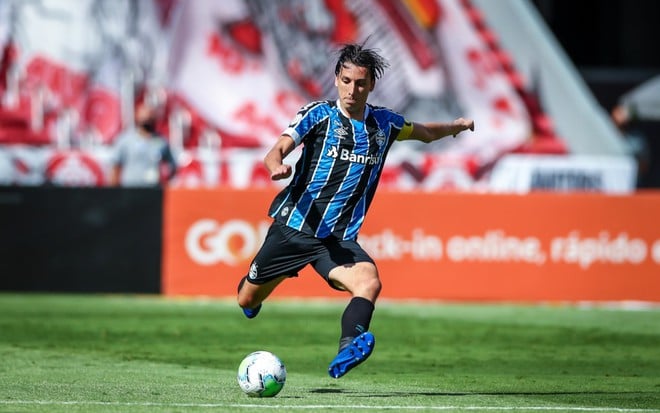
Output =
[{"x1": 281, "y1": 101, "x2": 327, "y2": 146}]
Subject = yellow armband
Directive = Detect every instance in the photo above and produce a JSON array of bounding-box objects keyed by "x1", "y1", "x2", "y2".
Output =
[{"x1": 396, "y1": 121, "x2": 414, "y2": 141}]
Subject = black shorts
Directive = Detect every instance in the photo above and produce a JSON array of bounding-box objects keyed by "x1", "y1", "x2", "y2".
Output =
[{"x1": 245, "y1": 221, "x2": 375, "y2": 290}]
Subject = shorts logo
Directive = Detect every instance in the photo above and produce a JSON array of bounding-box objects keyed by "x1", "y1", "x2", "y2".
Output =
[
  {"x1": 248, "y1": 262, "x2": 258, "y2": 279},
  {"x1": 281, "y1": 206, "x2": 290, "y2": 217}
]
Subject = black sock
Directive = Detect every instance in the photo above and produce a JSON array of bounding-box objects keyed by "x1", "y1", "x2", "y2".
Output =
[{"x1": 339, "y1": 297, "x2": 375, "y2": 351}]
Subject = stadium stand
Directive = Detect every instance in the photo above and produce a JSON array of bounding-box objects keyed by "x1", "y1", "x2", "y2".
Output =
[{"x1": 0, "y1": 0, "x2": 642, "y2": 190}]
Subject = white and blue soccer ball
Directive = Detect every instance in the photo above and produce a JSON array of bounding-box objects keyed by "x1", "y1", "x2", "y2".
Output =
[{"x1": 237, "y1": 351, "x2": 287, "y2": 397}]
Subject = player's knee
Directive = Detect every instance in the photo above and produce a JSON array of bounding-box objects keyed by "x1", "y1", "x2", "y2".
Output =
[
  {"x1": 346, "y1": 263, "x2": 381, "y2": 299},
  {"x1": 237, "y1": 292, "x2": 257, "y2": 309},
  {"x1": 364, "y1": 276, "x2": 382, "y2": 298},
  {"x1": 352, "y1": 274, "x2": 381, "y2": 301}
]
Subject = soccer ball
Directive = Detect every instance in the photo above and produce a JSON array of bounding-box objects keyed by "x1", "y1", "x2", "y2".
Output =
[{"x1": 237, "y1": 351, "x2": 287, "y2": 397}]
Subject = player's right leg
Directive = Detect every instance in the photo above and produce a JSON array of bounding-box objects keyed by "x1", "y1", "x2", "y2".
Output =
[
  {"x1": 237, "y1": 275, "x2": 287, "y2": 318},
  {"x1": 235, "y1": 221, "x2": 316, "y2": 319}
]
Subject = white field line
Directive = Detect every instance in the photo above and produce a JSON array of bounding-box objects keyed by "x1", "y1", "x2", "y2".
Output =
[{"x1": 0, "y1": 400, "x2": 658, "y2": 412}]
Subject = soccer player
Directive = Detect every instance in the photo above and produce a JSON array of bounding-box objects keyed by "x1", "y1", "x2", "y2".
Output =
[{"x1": 237, "y1": 42, "x2": 474, "y2": 378}]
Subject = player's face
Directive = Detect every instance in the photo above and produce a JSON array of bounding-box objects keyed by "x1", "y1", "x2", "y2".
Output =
[{"x1": 335, "y1": 62, "x2": 375, "y2": 119}]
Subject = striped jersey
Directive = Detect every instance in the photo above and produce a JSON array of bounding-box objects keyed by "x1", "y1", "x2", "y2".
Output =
[{"x1": 268, "y1": 99, "x2": 412, "y2": 240}]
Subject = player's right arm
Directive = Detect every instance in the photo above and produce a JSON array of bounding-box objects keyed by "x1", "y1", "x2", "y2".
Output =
[{"x1": 264, "y1": 135, "x2": 296, "y2": 180}]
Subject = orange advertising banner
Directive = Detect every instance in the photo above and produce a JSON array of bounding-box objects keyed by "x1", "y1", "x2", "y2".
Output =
[{"x1": 163, "y1": 188, "x2": 660, "y2": 302}]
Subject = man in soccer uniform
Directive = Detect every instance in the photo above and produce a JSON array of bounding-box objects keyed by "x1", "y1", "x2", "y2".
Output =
[{"x1": 237, "y1": 43, "x2": 474, "y2": 379}]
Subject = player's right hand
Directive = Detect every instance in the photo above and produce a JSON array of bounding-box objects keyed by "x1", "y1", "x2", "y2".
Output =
[{"x1": 271, "y1": 164, "x2": 292, "y2": 180}]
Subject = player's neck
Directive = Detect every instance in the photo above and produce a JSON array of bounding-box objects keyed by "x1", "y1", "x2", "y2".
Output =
[{"x1": 337, "y1": 100, "x2": 368, "y2": 122}]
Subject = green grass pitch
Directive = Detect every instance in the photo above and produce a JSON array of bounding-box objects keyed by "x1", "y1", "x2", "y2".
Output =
[{"x1": 0, "y1": 293, "x2": 659, "y2": 412}]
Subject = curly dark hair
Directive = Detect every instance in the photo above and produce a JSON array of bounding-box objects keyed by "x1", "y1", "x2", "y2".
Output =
[{"x1": 334, "y1": 42, "x2": 390, "y2": 81}]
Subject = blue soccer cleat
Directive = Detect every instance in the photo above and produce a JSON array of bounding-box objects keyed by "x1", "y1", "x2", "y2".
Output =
[
  {"x1": 328, "y1": 331, "x2": 375, "y2": 378},
  {"x1": 242, "y1": 303, "x2": 262, "y2": 319}
]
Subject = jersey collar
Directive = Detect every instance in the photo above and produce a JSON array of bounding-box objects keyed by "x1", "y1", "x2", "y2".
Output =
[{"x1": 336, "y1": 99, "x2": 370, "y2": 121}]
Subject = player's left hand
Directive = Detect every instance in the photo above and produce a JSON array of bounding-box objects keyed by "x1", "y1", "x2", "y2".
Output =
[{"x1": 452, "y1": 118, "x2": 475, "y2": 137}]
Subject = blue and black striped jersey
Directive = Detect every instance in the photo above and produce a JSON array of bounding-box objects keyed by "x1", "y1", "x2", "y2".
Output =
[{"x1": 268, "y1": 99, "x2": 412, "y2": 240}]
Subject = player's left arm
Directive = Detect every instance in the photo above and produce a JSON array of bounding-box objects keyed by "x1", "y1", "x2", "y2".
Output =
[{"x1": 398, "y1": 118, "x2": 475, "y2": 143}]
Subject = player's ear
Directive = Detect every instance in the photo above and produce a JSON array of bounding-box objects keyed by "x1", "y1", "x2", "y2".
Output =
[{"x1": 369, "y1": 79, "x2": 375, "y2": 92}]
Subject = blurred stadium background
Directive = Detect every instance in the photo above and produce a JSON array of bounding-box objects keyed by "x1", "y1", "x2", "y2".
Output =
[{"x1": 0, "y1": 0, "x2": 658, "y2": 303}]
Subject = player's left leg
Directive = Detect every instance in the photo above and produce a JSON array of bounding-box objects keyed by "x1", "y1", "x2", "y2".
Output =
[
  {"x1": 326, "y1": 261, "x2": 380, "y2": 378},
  {"x1": 328, "y1": 261, "x2": 381, "y2": 346}
]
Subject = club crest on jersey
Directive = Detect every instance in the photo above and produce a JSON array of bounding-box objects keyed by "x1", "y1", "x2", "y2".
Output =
[{"x1": 375, "y1": 130, "x2": 386, "y2": 146}]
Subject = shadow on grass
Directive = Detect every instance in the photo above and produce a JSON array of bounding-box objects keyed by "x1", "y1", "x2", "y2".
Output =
[{"x1": 309, "y1": 388, "x2": 655, "y2": 397}]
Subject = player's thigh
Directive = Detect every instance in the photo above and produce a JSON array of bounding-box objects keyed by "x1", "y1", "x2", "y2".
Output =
[
  {"x1": 327, "y1": 261, "x2": 380, "y2": 294},
  {"x1": 249, "y1": 221, "x2": 316, "y2": 283},
  {"x1": 313, "y1": 239, "x2": 380, "y2": 297},
  {"x1": 239, "y1": 275, "x2": 288, "y2": 305}
]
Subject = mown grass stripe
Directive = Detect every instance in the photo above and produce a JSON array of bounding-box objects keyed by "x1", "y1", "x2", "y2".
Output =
[{"x1": 1, "y1": 400, "x2": 659, "y2": 412}]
